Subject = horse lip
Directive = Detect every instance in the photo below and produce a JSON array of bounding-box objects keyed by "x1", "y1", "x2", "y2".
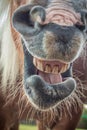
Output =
[{"x1": 24, "y1": 75, "x2": 76, "y2": 110}]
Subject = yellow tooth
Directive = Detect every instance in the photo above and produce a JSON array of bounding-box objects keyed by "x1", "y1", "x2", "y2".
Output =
[
  {"x1": 64, "y1": 64, "x2": 67, "y2": 72},
  {"x1": 45, "y1": 64, "x2": 51, "y2": 73},
  {"x1": 65, "y1": 64, "x2": 69, "y2": 71},
  {"x1": 33, "y1": 58, "x2": 43, "y2": 71},
  {"x1": 64, "y1": 64, "x2": 69, "y2": 72},
  {"x1": 52, "y1": 66, "x2": 59, "y2": 74},
  {"x1": 60, "y1": 65, "x2": 65, "y2": 73},
  {"x1": 33, "y1": 58, "x2": 37, "y2": 66},
  {"x1": 37, "y1": 60, "x2": 44, "y2": 71},
  {"x1": 60, "y1": 64, "x2": 68, "y2": 73}
]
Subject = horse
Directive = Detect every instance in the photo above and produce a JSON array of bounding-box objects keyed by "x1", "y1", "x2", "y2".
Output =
[{"x1": 0, "y1": 0, "x2": 87, "y2": 130}]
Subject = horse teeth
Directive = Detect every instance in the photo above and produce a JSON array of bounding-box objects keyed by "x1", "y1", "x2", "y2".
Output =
[
  {"x1": 52, "y1": 66, "x2": 59, "y2": 74},
  {"x1": 37, "y1": 60, "x2": 43, "y2": 71},
  {"x1": 60, "y1": 64, "x2": 69, "y2": 73},
  {"x1": 33, "y1": 58, "x2": 43, "y2": 71},
  {"x1": 45, "y1": 64, "x2": 51, "y2": 73},
  {"x1": 60, "y1": 65, "x2": 64, "y2": 73},
  {"x1": 64, "y1": 64, "x2": 68, "y2": 71},
  {"x1": 33, "y1": 58, "x2": 37, "y2": 66},
  {"x1": 33, "y1": 57, "x2": 69, "y2": 74},
  {"x1": 64, "y1": 64, "x2": 69, "y2": 72}
]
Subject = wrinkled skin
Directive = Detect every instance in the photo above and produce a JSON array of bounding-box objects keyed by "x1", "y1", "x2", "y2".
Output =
[{"x1": 12, "y1": 0, "x2": 87, "y2": 130}]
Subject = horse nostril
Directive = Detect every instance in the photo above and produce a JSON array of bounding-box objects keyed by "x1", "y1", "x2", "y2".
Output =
[{"x1": 30, "y1": 5, "x2": 46, "y2": 30}]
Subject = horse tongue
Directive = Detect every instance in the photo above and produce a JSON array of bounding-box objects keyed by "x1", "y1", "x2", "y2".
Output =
[{"x1": 38, "y1": 71, "x2": 62, "y2": 84}]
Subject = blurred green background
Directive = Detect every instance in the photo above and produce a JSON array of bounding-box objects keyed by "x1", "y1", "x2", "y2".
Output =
[
  {"x1": 19, "y1": 125, "x2": 87, "y2": 130},
  {"x1": 19, "y1": 105, "x2": 87, "y2": 130}
]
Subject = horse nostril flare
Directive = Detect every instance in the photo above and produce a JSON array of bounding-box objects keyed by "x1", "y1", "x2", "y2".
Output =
[{"x1": 30, "y1": 5, "x2": 46, "y2": 29}]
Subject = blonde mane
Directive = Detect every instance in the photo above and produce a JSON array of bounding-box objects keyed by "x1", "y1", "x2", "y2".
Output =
[{"x1": 0, "y1": 0, "x2": 21, "y2": 93}]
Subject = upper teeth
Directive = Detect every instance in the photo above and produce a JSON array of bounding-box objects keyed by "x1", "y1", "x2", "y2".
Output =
[
  {"x1": 52, "y1": 65, "x2": 59, "y2": 74},
  {"x1": 33, "y1": 57, "x2": 69, "y2": 74},
  {"x1": 45, "y1": 64, "x2": 52, "y2": 73}
]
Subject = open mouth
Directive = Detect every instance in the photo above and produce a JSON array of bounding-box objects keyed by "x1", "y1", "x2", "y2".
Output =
[
  {"x1": 24, "y1": 54, "x2": 76, "y2": 111},
  {"x1": 33, "y1": 57, "x2": 69, "y2": 84}
]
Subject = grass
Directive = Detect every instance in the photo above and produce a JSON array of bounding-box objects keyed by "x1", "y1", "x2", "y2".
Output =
[
  {"x1": 19, "y1": 124, "x2": 37, "y2": 130},
  {"x1": 19, "y1": 124, "x2": 87, "y2": 130}
]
